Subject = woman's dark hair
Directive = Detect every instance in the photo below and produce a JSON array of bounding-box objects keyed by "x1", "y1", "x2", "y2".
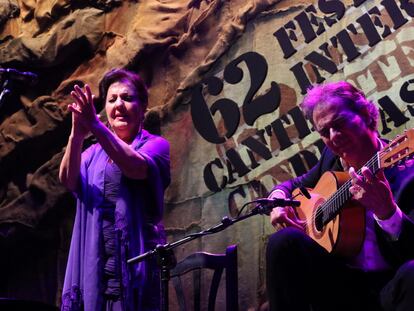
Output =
[
  {"x1": 98, "y1": 68, "x2": 148, "y2": 110},
  {"x1": 301, "y1": 81, "x2": 379, "y2": 131}
]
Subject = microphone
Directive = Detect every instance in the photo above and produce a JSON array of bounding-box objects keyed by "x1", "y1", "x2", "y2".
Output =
[
  {"x1": 251, "y1": 198, "x2": 301, "y2": 215},
  {"x1": 0, "y1": 68, "x2": 38, "y2": 85},
  {"x1": 254, "y1": 198, "x2": 301, "y2": 207}
]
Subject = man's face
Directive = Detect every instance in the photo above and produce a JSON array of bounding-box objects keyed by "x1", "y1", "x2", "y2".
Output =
[{"x1": 313, "y1": 101, "x2": 375, "y2": 165}]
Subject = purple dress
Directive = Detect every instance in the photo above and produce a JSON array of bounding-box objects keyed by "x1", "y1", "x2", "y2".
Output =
[{"x1": 61, "y1": 130, "x2": 170, "y2": 311}]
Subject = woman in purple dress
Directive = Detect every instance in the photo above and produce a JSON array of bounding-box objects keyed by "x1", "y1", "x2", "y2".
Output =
[{"x1": 59, "y1": 69, "x2": 170, "y2": 311}]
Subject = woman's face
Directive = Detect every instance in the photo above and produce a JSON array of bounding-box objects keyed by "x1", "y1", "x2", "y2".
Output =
[{"x1": 105, "y1": 80, "x2": 144, "y2": 141}]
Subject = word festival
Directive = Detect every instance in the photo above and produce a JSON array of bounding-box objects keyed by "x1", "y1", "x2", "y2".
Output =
[{"x1": 190, "y1": 0, "x2": 414, "y2": 204}]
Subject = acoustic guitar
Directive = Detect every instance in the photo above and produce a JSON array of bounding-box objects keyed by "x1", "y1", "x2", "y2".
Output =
[{"x1": 292, "y1": 129, "x2": 414, "y2": 257}]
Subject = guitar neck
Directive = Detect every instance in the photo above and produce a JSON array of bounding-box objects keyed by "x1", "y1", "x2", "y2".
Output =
[{"x1": 320, "y1": 152, "x2": 380, "y2": 226}]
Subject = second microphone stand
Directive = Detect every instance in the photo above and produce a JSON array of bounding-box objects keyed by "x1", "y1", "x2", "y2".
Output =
[{"x1": 127, "y1": 198, "x2": 297, "y2": 311}]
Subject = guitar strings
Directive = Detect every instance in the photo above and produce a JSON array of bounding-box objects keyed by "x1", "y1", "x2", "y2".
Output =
[
  {"x1": 311, "y1": 153, "x2": 378, "y2": 222},
  {"x1": 300, "y1": 150, "x2": 383, "y2": 232},
  {"x1": 301, "y1": 137, "x2": 408, "y2": 232},
  {"x1": 305, "y1": 148, "x2": 389, "y2": 230}
]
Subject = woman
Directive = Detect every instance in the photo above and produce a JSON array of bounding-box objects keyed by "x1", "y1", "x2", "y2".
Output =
[{"x1": 59, "y1": 69, "x2": 170, "y2": 310}]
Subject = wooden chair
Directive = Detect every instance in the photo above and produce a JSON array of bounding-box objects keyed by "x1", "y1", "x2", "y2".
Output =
[{"x1": 170, "y1": 244, "x2": 238, "y2": 311}]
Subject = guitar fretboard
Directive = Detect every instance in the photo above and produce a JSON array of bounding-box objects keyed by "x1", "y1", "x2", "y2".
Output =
[{"x1": 319, "y1": 152, "x2": 380, "y2": 226}]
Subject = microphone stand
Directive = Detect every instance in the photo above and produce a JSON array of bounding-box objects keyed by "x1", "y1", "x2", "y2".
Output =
[{"x1": 127, "y1": 200, "x2": 291, "y2": 311}]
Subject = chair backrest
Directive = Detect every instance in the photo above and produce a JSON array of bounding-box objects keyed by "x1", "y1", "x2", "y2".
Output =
[{"x1": 170, "y1": 244, "x2": 238, "y2": 311}]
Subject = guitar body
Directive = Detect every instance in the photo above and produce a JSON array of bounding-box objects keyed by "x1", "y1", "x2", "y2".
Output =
[{"x1": 293, "y1": 171, "x2": 365, "y2": 257}]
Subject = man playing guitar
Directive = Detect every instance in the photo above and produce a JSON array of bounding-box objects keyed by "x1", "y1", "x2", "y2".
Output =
[{"x1": 266, "y1": 81, "x2": 414, "y2": 311}]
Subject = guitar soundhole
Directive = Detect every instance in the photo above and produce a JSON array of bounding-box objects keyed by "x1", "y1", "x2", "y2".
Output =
[{"x1": 315, "y1": 208, "x2": 324, "y2": 232}]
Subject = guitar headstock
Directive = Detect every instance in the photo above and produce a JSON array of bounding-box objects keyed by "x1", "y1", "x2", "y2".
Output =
[{"x1": 380, "y1": 129, "x2": 414, "y2": 169}]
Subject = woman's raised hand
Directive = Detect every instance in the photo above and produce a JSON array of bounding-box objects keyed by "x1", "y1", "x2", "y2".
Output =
[{"x1": 68, "y1": 84, "x2": 99, "y2": 138}]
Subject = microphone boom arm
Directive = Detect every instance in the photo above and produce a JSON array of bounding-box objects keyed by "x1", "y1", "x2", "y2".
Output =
[{"x1": 126, "y1": 197, "x2": 300, "y2": 311}]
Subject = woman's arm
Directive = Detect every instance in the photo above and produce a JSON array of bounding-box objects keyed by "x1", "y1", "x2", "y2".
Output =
[
  {"x1": 59, "y1": 109, "x2": 88, "y2": 191},
  {"x1": 89, "y1": 120, "x2": 148, "y2": 179}
]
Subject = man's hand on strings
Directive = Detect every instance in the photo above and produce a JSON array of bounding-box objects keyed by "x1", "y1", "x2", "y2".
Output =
[{"x1": 349, "y1": 166, "x2": 397, "y2": 220}]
